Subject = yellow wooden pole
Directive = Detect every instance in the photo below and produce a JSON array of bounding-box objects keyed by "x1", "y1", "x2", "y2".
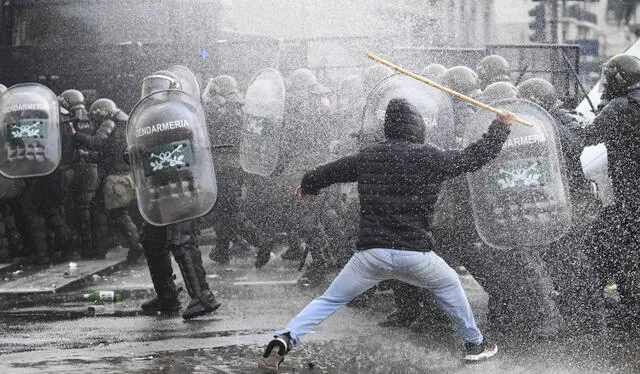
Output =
[{"x1": 366, "y1": 52, "x2": 533, "y2": 127}]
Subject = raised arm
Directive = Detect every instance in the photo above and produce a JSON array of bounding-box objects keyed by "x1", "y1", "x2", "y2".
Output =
[{"x1": 435, "y1": 111, "x2": 513, "y2": 180}]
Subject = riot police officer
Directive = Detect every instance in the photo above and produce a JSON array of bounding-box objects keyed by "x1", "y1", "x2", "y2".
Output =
[
  {"x1": 60, "y1": 89, "x2": 100, "y2": 258},
  {"x1": 517, "y1": 77, "x2": 603, "y2": 329},
  {"x1": 362, "y1": 65, "x2": 393, "y2": 99},
  {"x1": 476, "y1": 54, "x2": 512, "y2": 90},
  {"x1": 582, "y1": 54, "x2": 640, "y2": 318},
  {"x1": 420, "y1": 63, "x2": 447, "y2": 82},
  {"x1": 481, "y1": 81, "x2": 518, "y2": 104},
  {"x1": 259, "y1": 68, "x2": 334, "y2": 284},
  {"x1": 441, "y1": 66, "x2": 481, "y2": 144},
  {"x1": 133, "y1": 70, "x2": 221, "y2": 319},
  {"x1": 86, "y1": 98, "x2": 143, "y2": 263},
  {"x1": 203, "y1": 75, "x2": 245, "y2": 265}
]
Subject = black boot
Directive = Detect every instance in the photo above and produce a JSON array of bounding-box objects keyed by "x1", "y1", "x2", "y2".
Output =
[
  {"x1": 173, "y1": 244, "x2": 221, "y2": 320},
  {"x1": 255, "y1": 247, "x2": 272, "y2": 269},
  {"x1": 142, "y1": 232, "x2": 180, "y2": 313},
  {"x1": 141, "y1": 292, "x2": 181, "y2": 313}
]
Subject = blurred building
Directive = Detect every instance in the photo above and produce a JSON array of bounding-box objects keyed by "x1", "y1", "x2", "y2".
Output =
[
  {"x1": 493, "y1": 0, "x2": 638, "y2": 57},
  {"x1": 222, "y1": 0, "x2": 495, "y2": 48}
]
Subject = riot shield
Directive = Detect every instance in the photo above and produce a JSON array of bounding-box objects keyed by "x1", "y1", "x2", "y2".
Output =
[
  {"x1": 463, "y1": 99, "x2": 572, "y2": 249},
  {"x1": 0, "y1": 83, "x2": 61, "y2": 178},
  {"x1": 127, "y1": 90, "x2": 217, "y2": 226},
  {"x1": 169, "y1": 65, "x2": 201, "y2": 102},
  {"x1": 239, "y1": 68, "x2": 285, "y2": 176},
  {"x1": 361, "y1": 74, "x2": 455, "y2": 148}
]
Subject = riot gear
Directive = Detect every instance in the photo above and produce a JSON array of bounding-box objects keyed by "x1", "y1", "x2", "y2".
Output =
[
  {"x1": 287, "y1": 68, "x2": 317, "y2": 92},
  {"x1": 212, "y1": 75, "x2": 238, "y2": 96},
  {"x1": 463, "y1": 99, "x2": 571, "y2": 249},
  {"x1": 140, "y1": 222, "x2": 221, "y2": 319},
  {"x1": 337, "y1": 75, "x2": 363, "y2": 108},
  {"x1": 0, "y1": 83, "x2": 62, "y2": 178},
  {"x1": 141, "y1": 70, "x2": 181, "y2": 98},
  {"x1": 240, "y1": 69, "x2": 286, "y2": 177},
  {"x1": 0, "y1": 84, "x2": 7, "y2": 95},
  {"x1": 169, "y1": 65, "x2": 201, "y2": 101},
  {"x1": 601, "y1": 54, "x2": 640, "y2": 97},
  {"x1": 482, "y1": 81, "x2": 518, "y2": 104},
  {"x1": 517, "y1": 78, "x2": 558, "y2": 111},
  {"x1": 89, "y1": 98, "x2": 118, "y2": 123},
  {"x1": 58, "y1": 89, "x2": 85, "y2": 111},
  {"x1": 135, "y1": 66, "x2": 221, "y2": 318},
  {"x1": 203, "y1": 73, "x2": 246, "y2": 265},
  {"x1": 420, "y1": 63, "x2": 447, "y2": 82},
  {"x1": 441, "y1": 66, "x2": 481, "y2": 97},
  {"x1": 127, "y1": 90, "x2": 216, "y2": 226},
  {"x1": 362, "y1": 65, "x2": 393, "y2": 98},
  {"x1": 476, "y1": 55, "x2": 511, "y2": 88}
]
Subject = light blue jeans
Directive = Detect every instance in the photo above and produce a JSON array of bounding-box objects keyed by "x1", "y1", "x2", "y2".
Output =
[{"x1": 275, "y1": 248, "x2": 483, "y2": 345}]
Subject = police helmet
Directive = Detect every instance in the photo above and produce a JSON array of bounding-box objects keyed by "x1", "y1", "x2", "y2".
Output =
[
  {"x1": 90, "y1": 98, "x2": 119, "y2": 122},
  {"x1": 441, "y1": 66, "x2": 480, "y2": 97},
  {"x1": 517, "y1": 78, "x2": 558, "y2": 111},
  {"x1": 212, "y1": 75, "x2": 239, "y2": 97},
  {"x1": 288, "y1": 68, "x2": 317, "y2": 92},
  {"x1": 601, "y1": 54, "x2": 640, "y2": 97},
  {"x1": 58, "y1": 89, "x2": 85, "y2": 111},
  {"x1": 482, "y1": 81, "x2": 518, "y2": 104},
  {"x1": 476, "y1": 55, "x2": 511, "y2": 88},
  {"x1": 421, "y1": 63, "x2": 447, "y2": 83},
  {"x1": 141, "y1": 70, "x2": 181, "y2": 98}
]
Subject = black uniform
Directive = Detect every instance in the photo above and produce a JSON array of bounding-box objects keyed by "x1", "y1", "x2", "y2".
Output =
[
  {"x1": 204, "y1": 93, "x2": 245, "y2": 264},
  {"x1": 271, "y1": 89, "x2": 334, "y2": 281},
  {"x1": 141, "y1": 220, "x2": 221, "y2": 319},
  {"x1": 88, "y1": 111, "x2": 143, "y2": 262},
  {"x1": 68, "y1": 106, "x2": 100, "y2": 258},
  {"x1": 582, "y1": 86, "x2": 640, "y2": 313}
]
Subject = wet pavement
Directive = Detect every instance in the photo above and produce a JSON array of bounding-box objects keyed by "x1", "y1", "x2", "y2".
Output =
[{"x1": 0, "y1": 245, "x2": 639, "y2": 373}]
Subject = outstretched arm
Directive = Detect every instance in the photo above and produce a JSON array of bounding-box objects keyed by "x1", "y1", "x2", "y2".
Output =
[{"x1": 298, "y1": 154, "x2": 359, "y2": 195}]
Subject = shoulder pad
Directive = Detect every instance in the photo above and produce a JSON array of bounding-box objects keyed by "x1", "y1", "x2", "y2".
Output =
[
  {"x1": 114, "y1": 111, "x2": 129, "y2": 123},
  {"x1": 602, "y1": 97, "x2": 628, "y2": 113}
]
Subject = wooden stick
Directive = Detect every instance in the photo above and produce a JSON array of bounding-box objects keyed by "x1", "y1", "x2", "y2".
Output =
[{"x1": 366, "y1": 52, "x2": 533, "y2": 127}]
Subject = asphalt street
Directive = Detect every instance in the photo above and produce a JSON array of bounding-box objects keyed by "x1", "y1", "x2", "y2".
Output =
[{"x1": 0, "y1": 244, "x2": 638, "y2": 374}]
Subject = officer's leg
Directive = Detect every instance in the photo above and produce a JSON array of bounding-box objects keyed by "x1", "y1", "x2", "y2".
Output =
[
  {"x1": 514, "y1": 248, "x2": 565, "y2": 338},
  {"x1": 168, "y1": 221, "x2": 221, "y2": 320},
  {"x1": 74, "y1": 165, "x2": 99, "y2": 258},
  {"x1": 0, "y1": 206, "x2": 10, "y2": 263},
  {"x1": 141, "y1": 223, "x2": 180, "y2": 313},
  {"x1": 4, "y1": 202, "x2": 23, "y2": 260},
  {"x1": 112, "y1": 207, "x2": 143, "y2": 263},
  {"x1": 18, "y1": 182, "x2": 49, "y2": 264}
]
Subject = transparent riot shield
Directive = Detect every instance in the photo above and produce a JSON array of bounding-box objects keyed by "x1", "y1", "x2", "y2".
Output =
[
  {"x1": 0, "y1": 83, "x2": 61, "y2": 178},
  {"x1": 169, "y1": 65, "x2": 201, "y2": 102},
  {"x1": 361, "y1": 74, "x2": 455, "y2": 148},
  {"x1": 127, "y1": 90, "x2": 217, "y2": 226},
  {"x1": 239, "y1": 68, "x2": 285, "y2": 176},
  {"x1": 463, "y1": 99, "x2": 572, "y2": 249}
]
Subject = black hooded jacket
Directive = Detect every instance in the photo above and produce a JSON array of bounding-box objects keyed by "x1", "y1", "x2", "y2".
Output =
[{"x1": 299, "y1": 98, "x2": 510, "y2": 252}]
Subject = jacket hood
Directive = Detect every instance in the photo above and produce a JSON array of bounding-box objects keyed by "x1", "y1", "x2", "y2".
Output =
[{"x1": 383, "y1": 98, "x2": 425, "y2": 144}]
